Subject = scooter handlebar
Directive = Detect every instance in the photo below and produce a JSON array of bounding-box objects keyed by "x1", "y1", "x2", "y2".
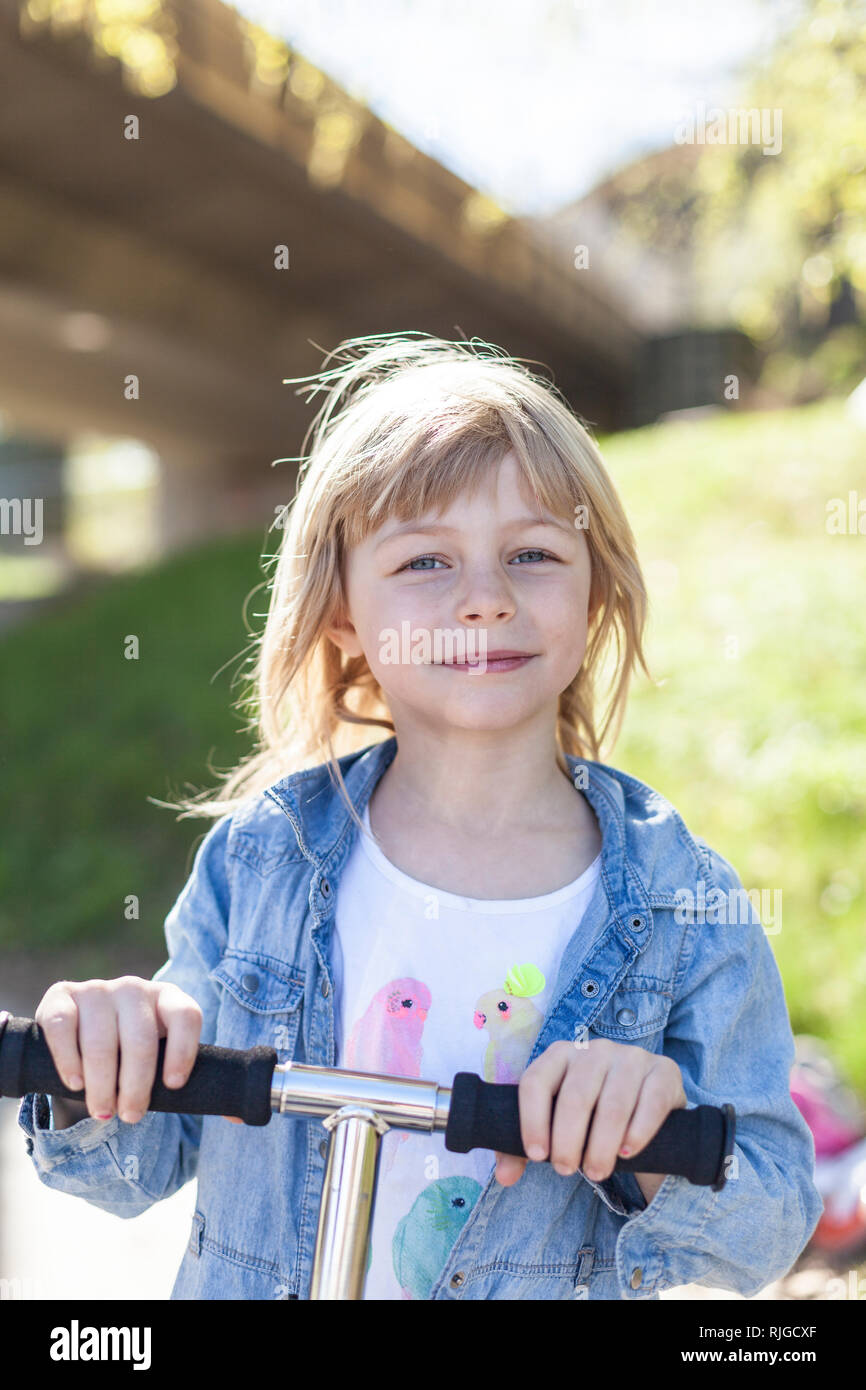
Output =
[
  {"x1": 0, "y1": 1013, "x2": 736, "y2": 1187},
  {"x1": 445, "y1": 1071, "x2": 736, "y2": 1190},
  {"x1": 0, "y1": 1013, "x2": 276, "y2": 1127}
]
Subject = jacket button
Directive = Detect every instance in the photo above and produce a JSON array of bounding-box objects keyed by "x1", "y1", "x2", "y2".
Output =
[
  {"x1": 630, "y1": 1267, "x2": 643, "y2": 1289},
  {"x1": 581, "y1": 980, "x2": 599, "y2": 997},
  {"x1": 321, "y1": 879, "x2": 330, "y2": 897},
  {"x1": 631, "y1": 916, "x2": 645, "y2": 931},
  {"x1": 449, "y1": 1272, "x2": 465, "y2": 1288},
  {"x1": 616, "y1": 1008, "x2": 637, "y2": 1025},
  {"x1": 242, "y1": 973, "x2": 259, "y2": 993},
  {"x1": 319, "y1": 1139, "x2": 327, "y2": 1158},
  {"x1": 321, "y1": 977, "x2": 330, "y2": 997}
]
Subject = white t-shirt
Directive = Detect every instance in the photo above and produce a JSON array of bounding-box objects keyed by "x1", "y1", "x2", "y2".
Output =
[{"x1": 330, "y1": 801, "x2": 602, "y2": 1300}]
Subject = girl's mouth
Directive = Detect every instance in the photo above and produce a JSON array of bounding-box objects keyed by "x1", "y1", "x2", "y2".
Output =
[{"x1": 442, "y1": 654, "x2": 536, "y2": 673}]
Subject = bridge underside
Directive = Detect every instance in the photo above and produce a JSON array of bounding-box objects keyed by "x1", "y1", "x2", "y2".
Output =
[{"x1": 0, "y1": 0, "x2": 641, "y2": 549}]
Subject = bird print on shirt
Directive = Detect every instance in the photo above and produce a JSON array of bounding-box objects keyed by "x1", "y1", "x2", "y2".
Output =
[
  {"x1": 345, "y1": 977, "x2": 432, "y2": 1177},
  {"x1": 392, "y1": 1176, "x2": 483, "y2": 1299},
  {"x1": 474, "y1": 963, "x2": 547, "y2": 1083},
  {"x1": 345, "y1": 977, "x2": 431, "y2": 1074}
]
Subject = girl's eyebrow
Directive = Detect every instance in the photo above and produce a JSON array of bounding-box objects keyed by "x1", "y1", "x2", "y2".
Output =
[{"x1": 375, "y1": 514, "x2": 574, "y2": 549}]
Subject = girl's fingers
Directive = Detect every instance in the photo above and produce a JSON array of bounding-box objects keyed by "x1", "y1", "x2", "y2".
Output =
[
  {"x1": 154, "y1": 983, "x2": 203, "y2": 1089},
  {"x1": 34, "y1": 977, "x2": 208, "y2": 1126},
  {"x1": 35, "y1": 985, "x2": 84, "y2": 1092},
  {"x1": 493, "y1": 1152, "x2": 527, "y2": 1186},
  {"x1": 114, "y1": 984, "x2": 160, "y2": 1124},
  {"x1": 608, "y1": 1058, "x2": 686, "y2": 1161},
  {"x1": 578, "y1": 1053, "x2": 651, "y2": 1180},
  {"x1": 517, "y1": 1041, "x2": 575, "y2": 1163},
  {"x1": 76, "y1": 986, "x2": 121, "y2": 1119},
  {"x1": 549, "y1": 1055, "x2": 609, "y2": 1175}
]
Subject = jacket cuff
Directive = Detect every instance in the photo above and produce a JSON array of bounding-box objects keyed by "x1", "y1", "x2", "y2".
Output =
[
  {"x1": 613, "y1": 1170, "x2": 718, "y2": 1298},
  {"x1": 18, "y1": 1093, "x2": 121, "y2": 1166}
]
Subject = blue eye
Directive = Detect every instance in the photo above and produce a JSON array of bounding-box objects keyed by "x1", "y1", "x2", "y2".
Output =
[
  {"x1": 513, "y1": 549, "x2": 555, "y2": 563},
  {"x1": 399, "y1": 555, "x2": 445, "y2": 571}
]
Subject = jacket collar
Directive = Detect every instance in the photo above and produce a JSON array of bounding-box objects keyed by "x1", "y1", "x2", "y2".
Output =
[{"x1": 263, "y1": 734, "x2": 652, "y2": 936}]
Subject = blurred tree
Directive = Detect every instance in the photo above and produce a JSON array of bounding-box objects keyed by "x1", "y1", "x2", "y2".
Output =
[
  {"x1": 599, "y1": 0, "x2": 866, "y2": 403},
  {"x1": 690, "y1": 0, "x2": 866, "y2": 399}
]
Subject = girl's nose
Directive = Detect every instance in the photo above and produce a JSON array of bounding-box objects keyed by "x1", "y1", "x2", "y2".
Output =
[{"x1": 456, "y1": 568, "x2": 516, "y2": 625}]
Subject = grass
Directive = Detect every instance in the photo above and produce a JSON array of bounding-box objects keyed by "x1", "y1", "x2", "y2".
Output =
[
  {"x1": 597, "y1": 397, "x2": 866, "y2": 1091},
  {"x1": 0, "y1": 533, "x2": 266, "y2": 956},
  {"x1": 1, "y1": 395, "x2": 864, "y2": 1092}
]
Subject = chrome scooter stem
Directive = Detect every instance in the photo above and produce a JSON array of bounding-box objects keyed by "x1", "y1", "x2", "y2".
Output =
[
  {"x1": 313, "y1": 1107, "x2": 387, "y2": 1300},
  {"x1": 270, "y1": 1061, "x2": 453, "y2": 1299}
]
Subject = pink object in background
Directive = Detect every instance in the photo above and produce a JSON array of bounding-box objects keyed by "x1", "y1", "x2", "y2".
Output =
[
  {"x1": 790, "y1": 1035, "x2": 866, "y2": 1255},
  {"x1": 790, "y1": 1035, "x2": 864, "y2": 1158}
]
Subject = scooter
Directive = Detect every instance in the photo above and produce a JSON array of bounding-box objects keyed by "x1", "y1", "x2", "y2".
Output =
[{"x1": 0, "y1": 1009, "x2": 736, "y2": 1300}]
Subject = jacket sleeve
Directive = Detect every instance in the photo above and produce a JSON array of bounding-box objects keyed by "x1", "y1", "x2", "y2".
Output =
[
  {"x1": 599, "y1": 843, "x2": 824, "y2": 1299},
  {"x1": 16, "y1": 812, "x2": 233, "y2": 1219}
]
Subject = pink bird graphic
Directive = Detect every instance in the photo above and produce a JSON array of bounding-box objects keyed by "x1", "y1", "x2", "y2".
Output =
[
  {"x1": 345, "y1": 978, "x2": 432, "y2": 1077},
  {"x1": 345, "y1": 978, "x2": 432, "y2": 1179}
]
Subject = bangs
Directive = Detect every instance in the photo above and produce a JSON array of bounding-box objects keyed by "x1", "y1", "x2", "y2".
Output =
[{"x1": 335, "y1": 366, "x2": 589, "y2": 550}]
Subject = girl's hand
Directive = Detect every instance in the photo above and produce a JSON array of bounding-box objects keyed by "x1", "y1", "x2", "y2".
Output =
[
  {"x1": 34, "y1": 976, "x2": 203, "y2": 1123},
  {"x1": 493, "y1": 1038, "x2": 687, "y2": 1191}
]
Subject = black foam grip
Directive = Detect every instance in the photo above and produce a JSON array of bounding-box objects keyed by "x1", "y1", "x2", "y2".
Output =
[
  {"x1": 0, "y1": 1015, "x2": 276, "y2": 1126},
  {"x1": 444, "y1": 1072, "x2": 736, "y2": 1189}
]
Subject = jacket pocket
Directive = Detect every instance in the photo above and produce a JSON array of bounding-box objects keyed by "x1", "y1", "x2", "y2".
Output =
[
  {"x1": 208, "y1": 949, "x2": 305, "y2": 1058},
  {"x1": 588, "y1": 978, "x2": 672, "y2": 1043}
]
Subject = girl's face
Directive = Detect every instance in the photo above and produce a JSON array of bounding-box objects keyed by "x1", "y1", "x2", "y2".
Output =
[{"x1": 326, "y1": 451, "x2": 595, "y2": 739}]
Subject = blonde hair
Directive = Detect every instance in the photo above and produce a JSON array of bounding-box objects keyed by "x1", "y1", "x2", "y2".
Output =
[{"x1": 164, "y1": 332, "x2": 650, "y2": 830}]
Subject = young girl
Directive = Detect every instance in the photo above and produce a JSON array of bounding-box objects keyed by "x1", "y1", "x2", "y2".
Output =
[{"x1": 20, "y1": 332, "x2": 822, "y2": 1300}]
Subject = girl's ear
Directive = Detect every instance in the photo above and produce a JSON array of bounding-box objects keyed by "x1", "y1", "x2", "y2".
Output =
[{"x1": 325, "y1": 610, "x2": 364, "y2": 659}]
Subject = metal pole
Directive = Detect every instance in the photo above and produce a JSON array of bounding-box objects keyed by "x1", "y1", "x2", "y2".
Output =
[
  {"x1": 272, "y1": 1063, "x2": 452, "y2": 1299},
  {"x1": 310, "y1": 1106, "x2": 390, "y2": 1300}
]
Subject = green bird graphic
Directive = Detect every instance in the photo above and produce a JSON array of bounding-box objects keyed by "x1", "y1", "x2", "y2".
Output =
[{"x1": 392, "y1": 1176, "x2": 483, "y2": 1299}]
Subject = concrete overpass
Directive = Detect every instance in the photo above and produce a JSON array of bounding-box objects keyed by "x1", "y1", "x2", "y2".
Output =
[{"x1": 0, "y1": 0, "x2": 644, "y2": 550}]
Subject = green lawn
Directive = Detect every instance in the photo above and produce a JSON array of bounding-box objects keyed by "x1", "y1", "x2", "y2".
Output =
[
  {"x1": 0, "y1": 533, "x2": 265, "y2": 956},
  {"x1": 598, "y1": 397, "x2": 866, "y2": 1090},
  {"x1": 1, "y1": 395, "x2": 864, "y2": 1090}
]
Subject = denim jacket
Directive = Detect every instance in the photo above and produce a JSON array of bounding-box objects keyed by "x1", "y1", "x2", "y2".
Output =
[{"x1": 19, "y1": 734, "x2": 823, "y2": 1300}]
